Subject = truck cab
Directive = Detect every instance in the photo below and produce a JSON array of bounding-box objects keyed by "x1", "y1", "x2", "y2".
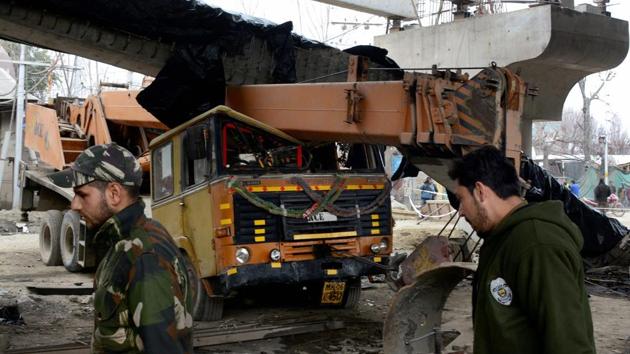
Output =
[{"x1": 150, "y1": 106, "x2": 393, "y2": 320}]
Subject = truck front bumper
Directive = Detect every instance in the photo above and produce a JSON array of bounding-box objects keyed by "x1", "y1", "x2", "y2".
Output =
[{"x1": 218, "y1": 256, "x2": 389, "y2": 291}]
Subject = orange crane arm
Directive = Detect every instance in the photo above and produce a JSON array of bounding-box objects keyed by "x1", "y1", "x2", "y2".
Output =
[{"x1": 226, "y1": 66, "x2": 527, "y2": 182}]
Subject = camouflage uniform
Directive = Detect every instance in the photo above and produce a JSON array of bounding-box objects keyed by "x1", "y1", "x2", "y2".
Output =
[
  {"x1": 91, "y1": 200, "x2": 193, "y2": 353},
  {"x1": 49, "y1": 143, "x2": 194, "y2": 354}
]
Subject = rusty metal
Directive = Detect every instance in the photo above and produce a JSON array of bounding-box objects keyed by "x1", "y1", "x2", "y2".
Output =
[
  {"x1": 399, "y1": 236, "x2": 451, "y2": 286},
  {"x1": 383, "y1": 263, "x2": 476, "y2": 354},
  {"x1": 344, "y1": 83, "x2": 363, "y2": 124},
  {"x1": 346, "y1": 55, "x2": 369, "y2": 82}
]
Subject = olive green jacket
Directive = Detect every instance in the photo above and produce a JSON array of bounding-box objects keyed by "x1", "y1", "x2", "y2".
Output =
[{"x1": 473, "y1": 201, "x2": 595, "y2": 354}]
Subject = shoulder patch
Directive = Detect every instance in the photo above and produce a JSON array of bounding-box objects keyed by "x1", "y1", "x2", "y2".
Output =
[{"x1": 490, "y1": 277, "x2": 513, "y2": 306}]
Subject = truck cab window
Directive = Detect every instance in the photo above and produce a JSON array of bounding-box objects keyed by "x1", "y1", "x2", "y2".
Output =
[
  {"x1": 220, "y1": 120, "x2": 303, "y2": 173},
  {"x1": 310, "y1": 143, "x2": 384, "y2": 172},
  {"x1": 182, "y1": 125, "x2": 210, "y2": 188},
  {"x1": 342, "y1": 143, "x2": 382, "y2": 171},
  {"x1": 152, "y1": 142, "x2": 173, "y2": 200}
]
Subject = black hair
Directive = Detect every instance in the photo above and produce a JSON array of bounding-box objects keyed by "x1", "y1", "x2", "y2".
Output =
[
  {"x1": 448, "y1": 145, "x2": 520, "y2": 199},
  {"x1": 89, "y1": 180, "x2": 140, "y2": 199}
]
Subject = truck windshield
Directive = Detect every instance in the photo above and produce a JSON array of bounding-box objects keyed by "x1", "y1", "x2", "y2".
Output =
[{"x1": 220, "y1": 119, "x2": 303, "y2": 173}]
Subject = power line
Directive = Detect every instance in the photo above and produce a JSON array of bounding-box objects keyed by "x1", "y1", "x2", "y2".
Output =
[{"x1": 325, "y1": 15, "x2": 376, "y2": 43}]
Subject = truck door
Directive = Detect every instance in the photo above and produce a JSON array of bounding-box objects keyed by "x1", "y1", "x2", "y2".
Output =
[
  {"x1": 151, "y1": 141, "x2": 182, "y2": 237},
  {"x1": 180, "y1": 123, "x2": 217, "y2": 278}
]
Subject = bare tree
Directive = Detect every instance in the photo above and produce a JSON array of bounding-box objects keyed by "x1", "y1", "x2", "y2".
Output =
[
  {"x1": 532, "y1": 106, "x2": 608, "y2": 163},
  {"x1": 578, "y1": 71, "x2": 615, "y2": 162},
  {"x1": 554, "y1": 109, "x2": 586, "y2": 155},
  {"x1": 299, "y1": 1, "x2": 331, "y2": 42},
  {"x1": 599, "y1": 114, "x2": 630, "y2": 155},
  {"x1": 532, "y1": 121, "x2": 559, "y2": 168}
]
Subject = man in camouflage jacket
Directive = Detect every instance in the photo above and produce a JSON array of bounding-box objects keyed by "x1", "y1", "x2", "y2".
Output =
[{"x1": 50, "y1": 143, "x2": 194, "y2": 353}]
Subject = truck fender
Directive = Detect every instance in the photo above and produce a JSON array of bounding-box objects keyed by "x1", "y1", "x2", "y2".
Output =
[{"x1": 171, "y1": 235, "x2": 196, "y2": 261}]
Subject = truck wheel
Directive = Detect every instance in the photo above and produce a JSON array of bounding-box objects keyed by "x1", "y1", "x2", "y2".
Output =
[
  {"x1": 39, "y1": 210, "x2": 63, "y2": 266},
  {"x1": 342, "y1": 278, "x2": 362, "y2": 309},
  {"x1": 182, "y1": 253, "x2": 206, "y2": 320},
  {"x1": 60, "y1": 211, "x2": 82, "y2": 272},
  {"x1": 182, "y1": 253, "x2": 224, "y2": 321}
]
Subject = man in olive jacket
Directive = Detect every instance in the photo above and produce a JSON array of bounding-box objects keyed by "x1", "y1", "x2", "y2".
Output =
[{"x1": 449, "y1": 146, "x2": 595, "y2": 354}]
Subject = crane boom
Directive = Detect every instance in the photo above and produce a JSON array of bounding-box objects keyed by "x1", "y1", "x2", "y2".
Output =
[{"x1": 226, "y1": 66, "x2": 526, "y2": 190}]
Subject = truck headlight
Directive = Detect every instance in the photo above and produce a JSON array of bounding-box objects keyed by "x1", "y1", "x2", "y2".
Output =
[
  {"x1": 235, "y1": 247, "x2": 250, "y2": 264},
  {"x1": 370, "y1": 238, "x2": 389, "y2": 254},
  {"x1": 379, "y1": 238, "x2": 389, "y2": 250},
  {"x1": 270, "y1": 248, "x2": 281, "y2": 261}
]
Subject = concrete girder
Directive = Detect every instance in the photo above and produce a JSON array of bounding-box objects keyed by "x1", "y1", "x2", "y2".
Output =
[
  {"x1": 374, "y1": 5, "x2": 628, "y2": 124},
  {"x1": 0, "y1": 2, "x2": 171, "y2": 76},
  {"x1": 0, "y1": 2, "x2": 399, "y2": 85}
]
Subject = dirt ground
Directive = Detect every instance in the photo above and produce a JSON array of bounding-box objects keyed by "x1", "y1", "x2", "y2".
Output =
[{"x1": 0, "y1": 209, "x2": 628, "y2": 353}]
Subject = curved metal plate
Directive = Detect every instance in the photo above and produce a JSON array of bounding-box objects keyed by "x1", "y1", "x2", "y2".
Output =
[{"x1": 383, "y1": 263, "x2": 476, "y2": 354}]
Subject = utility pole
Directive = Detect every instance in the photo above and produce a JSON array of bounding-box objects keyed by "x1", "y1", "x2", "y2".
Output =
[
  {"x1": 599, "y1": 135, "x2": 608, "y2": 185},
  {"x1": 12, "y1": 44, "x2": 25, "y2": 209}
]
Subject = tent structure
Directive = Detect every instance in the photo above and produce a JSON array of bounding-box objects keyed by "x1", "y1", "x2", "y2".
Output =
[{"x1": 579, "y1": 165, "x2": 630, "y2": 200}]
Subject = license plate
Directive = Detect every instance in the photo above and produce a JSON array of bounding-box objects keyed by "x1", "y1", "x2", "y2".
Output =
[
  {"x1": 321, "y1": 281, "x2": 346, "y2": 304},
  {"x1": 307, "y1": 211, "x2": 338, "y2": 223}
]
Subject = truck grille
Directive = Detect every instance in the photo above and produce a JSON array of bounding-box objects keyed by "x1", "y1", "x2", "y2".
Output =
[{"x1": 232, "y1": 190, "x2": 391, "y2": 244}]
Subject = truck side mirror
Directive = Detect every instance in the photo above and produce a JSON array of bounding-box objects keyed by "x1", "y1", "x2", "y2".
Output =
[{"x1": 185, "y1": 124, "x2": 209, "y2": 160}]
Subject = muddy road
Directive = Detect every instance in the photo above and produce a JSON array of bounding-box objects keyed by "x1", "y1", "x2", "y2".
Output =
[{"x1": 0, "y1": 211, "x2": 628, "y2": 353}]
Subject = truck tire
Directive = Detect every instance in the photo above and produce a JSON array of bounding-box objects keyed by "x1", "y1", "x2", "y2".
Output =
[
  {"x1": 182, "y1": 253, "x2": 205, "y2": 320},
  {"x1": 39, "y1": 210, "x2": 63, "y2": 266},
  {"x1": 342, "y1": 278, "x2": 361, "y2": 309},
  {"x1": 181, "y1": 253, "x2": 224, "y2": 321},
  {"x1": 60, "y1": 211, "x2": 82, "y2": 272}
]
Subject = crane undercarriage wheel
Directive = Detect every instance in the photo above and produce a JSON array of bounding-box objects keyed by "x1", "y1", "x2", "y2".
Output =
[
  {"x1": 39, "y1": 210, "x2": 63, "y2": 266},
  {"x1": 182, "y1": 253, "x2": 224, "y2": 321},
  {"x1": 60, "y1": 211, "x2": 83, "y2": 272}
]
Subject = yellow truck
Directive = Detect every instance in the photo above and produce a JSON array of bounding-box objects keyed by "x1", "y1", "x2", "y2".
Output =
[{"x1": 149, "y1": 106, "x2": 393, "y2": 320}]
